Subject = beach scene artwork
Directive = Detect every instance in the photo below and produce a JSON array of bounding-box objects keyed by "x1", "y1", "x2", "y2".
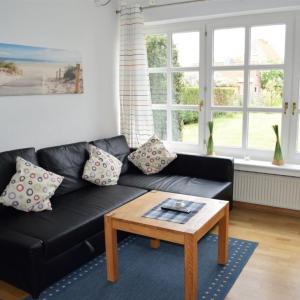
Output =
[{"x1": 0, "y1": 42, "x2": 83, "y2": 96}]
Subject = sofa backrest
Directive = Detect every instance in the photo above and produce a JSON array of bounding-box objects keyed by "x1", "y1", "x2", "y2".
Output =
[
  {"x1": 91, "y1": 135, "x2": 130, "y2": 174},
  {"x1": 37, "y1": 142, "x2": 89, "y2": 196},
  {"x1": 161, "y1": 153, "x2": 234, "y2": 182}
]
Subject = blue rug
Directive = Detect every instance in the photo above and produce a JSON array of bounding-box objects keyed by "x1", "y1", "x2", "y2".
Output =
[{"x1": 27, "y1": 234, "x2": 257, "y2": 300}]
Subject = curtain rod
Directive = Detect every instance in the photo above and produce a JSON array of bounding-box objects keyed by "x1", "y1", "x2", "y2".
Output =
[{"x1": 116, "y1": 0, "x2": 206, "y2": 14}]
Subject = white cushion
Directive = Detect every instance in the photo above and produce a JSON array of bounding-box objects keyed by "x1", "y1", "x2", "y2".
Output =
[
  {"x1": 82, "y1": 145, "x2": 122, "y2": 186},
  {"x1": 128, "y1": 135, "x2": 177, "y2": 175},
  {"x1": 0, "y1": 157, "x2": 63, "y2": 212}
]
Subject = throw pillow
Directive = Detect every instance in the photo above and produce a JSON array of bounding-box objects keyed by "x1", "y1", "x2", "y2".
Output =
[
  {"x1": 128, "y1": 135, "x2": 177, "y2": 175},
  {"x1": 0, "y1": 157, "x2": 63, "y2": 212},
  {"x1": 82, "y1": 145, "x2": 122, "y2": 186}
]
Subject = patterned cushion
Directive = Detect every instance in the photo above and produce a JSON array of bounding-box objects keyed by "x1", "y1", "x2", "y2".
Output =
[
  {"x1": 82, "y1": 145, "x2": 122, "y2": 186},
  {"x1": 128, "y1": 135, "x2": 177, "y2": 175},
  {"x1": 0, "y1": 157, "x2": 63, "y2": 212}
]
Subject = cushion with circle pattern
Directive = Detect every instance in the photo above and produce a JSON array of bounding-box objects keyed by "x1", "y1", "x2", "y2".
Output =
[
  {"x1": 0, "y1": 157, "x2": 64, "y2": 212},
  {"x1": 128, "y1": 135, "x2": 177, "y2": 175},
  {"x1": 82, "y1": 145, "x2": 122, "y2": 186}
]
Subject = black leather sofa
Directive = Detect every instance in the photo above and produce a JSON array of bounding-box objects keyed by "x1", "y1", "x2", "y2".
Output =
[{"x1": 0, "y1": 135, "x2": 234, "y2": 298}]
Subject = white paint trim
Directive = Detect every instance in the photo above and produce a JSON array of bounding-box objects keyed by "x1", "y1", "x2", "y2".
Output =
[
  {"x1": 144, "y1": 5, "x2": 300, "y2": 26},
  {"x1": 235, "y1": 158, "x2": 300, "y2": 178}
]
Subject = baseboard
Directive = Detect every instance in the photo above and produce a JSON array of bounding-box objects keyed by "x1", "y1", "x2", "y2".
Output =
[{"x1": 233, "y1": 201, "x2": 300, "y2": 218}]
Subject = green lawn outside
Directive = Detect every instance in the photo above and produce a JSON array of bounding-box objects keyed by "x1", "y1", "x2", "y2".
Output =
[{"x1": 182, "y1": 112, "x2": 282, "y2": 150}]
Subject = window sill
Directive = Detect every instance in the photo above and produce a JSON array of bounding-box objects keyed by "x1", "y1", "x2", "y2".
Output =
[
  {"x1": 234, "y1": 159, "x2": 300, "y2": 178},
  {"x1": 169, "y1": 143, "x2": 300, "y2": 177}
]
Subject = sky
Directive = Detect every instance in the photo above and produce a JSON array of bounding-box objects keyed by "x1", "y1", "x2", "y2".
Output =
[{"x1": 0, "y1": 43, "x2": 81, "y2": 63}]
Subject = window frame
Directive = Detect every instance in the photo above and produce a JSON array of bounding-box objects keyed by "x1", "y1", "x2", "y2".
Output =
[
  {"x1": 288, "y1": 14, "x2": 300, "y2": 163},
  {"x1": 145, "y1": 12, "x2": 299, "y2": 162},
  {"x1": 146, "y1": 23, "x2": 207, "y2": 153},
  {"x1": 205, "y1": 15, "x2": 294, "y2": 161}
]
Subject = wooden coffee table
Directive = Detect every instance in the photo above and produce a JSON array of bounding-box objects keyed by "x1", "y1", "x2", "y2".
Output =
[{"x1": 104, "y1": 190, "x2": 229, "y2": 300}]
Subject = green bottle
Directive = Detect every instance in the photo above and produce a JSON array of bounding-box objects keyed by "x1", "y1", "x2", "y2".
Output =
[
  {"x1": 207, "y1": 121, "x2": 214, "y2": 156},
  {"x1": 272, "y1": 125, "x2": 284, "y2": 166}
]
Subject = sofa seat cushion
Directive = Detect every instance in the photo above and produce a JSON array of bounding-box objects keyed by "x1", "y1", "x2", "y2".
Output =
[
  {"x1": 118, "y1": 174, "x2": 232, "y2": 199},
  {"x1": 0, "y1": 185, "x2": 147, "y2": 259}
]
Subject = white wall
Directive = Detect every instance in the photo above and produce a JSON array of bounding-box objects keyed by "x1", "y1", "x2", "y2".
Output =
[
  {"x1": 123, "y1": 0, "x2": 300, "y2": 23},
  {"x1": 0, "y1": 0, "x2": 119, "y2": 152}
]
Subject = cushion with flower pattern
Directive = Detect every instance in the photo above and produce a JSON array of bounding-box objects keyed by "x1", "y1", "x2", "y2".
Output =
[
  {"x1": 0, "y1": 157, "x2": 64, "y2": 212},
  {"x1": 82, "y1": 145, "x2": 122, "y2": 186},
  {"x1": 128, "y1": 135, "x2": 177, "y2": 175}
]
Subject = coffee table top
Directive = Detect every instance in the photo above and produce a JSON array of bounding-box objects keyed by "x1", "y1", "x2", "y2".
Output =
[{"x1": 106, "y1": 190, "x2": 228, "y2": 235}]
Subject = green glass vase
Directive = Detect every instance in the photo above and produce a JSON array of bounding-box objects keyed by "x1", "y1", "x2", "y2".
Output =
[
  {"x1": 207, "y1": 121, "x2": 214, "y2": 155},
  {"x1": 272, "y1": 125, "x2": 284, "y2": 166}
]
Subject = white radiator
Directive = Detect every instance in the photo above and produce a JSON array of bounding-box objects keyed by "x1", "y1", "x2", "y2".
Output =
[{"x1": 233, "y1": 171, "x2": 300, "y2": 210}]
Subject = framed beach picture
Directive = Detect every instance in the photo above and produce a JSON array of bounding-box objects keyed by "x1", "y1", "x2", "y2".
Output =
[{"x1": 0, "y1": 43, "x2": 83, "y2": 96}]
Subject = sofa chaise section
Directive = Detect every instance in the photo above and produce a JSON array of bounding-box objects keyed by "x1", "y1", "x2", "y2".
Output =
[
  {"x1": 118, "y1": 173, "x2": 232, "y2": 201},
  {"x1": 91, "y1": 136, "x2": 234, "y2": 206}
]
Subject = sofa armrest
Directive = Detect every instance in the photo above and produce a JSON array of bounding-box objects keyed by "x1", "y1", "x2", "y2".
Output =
[
  {"x1": 0, "y1": 229, "x2": 43, "y2": 254},
  {"x1": 0, "y1": 229, "x2": 44, "y2": 296},
  {"x1": 161, "y1": 153, "x2": 234, "y2": 182}
]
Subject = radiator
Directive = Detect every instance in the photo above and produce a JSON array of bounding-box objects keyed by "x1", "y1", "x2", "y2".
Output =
[{"x1": 233, "y1": 171, "x2": 300, "y2": 210}]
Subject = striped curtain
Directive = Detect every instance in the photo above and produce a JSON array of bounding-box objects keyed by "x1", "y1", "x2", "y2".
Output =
[{"x1": 119, "y1": 4, "x2": 154, "y2": 148}]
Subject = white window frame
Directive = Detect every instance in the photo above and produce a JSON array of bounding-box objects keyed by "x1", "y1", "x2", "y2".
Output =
[
  {"x1": 145, "y1": 11, "x2": 300, "y2": 163},
  {"x1": 288, "y1": 14, "x2": 300, "y2": 163},
  {"x1": 205, "y1": 14, "x2": 294, "y2": 161},
  {"x1": 146, "y1": 24, "x2": 207, "y2": 154}
]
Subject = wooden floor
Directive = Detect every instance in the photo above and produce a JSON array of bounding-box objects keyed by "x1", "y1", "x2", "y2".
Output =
[{"x1": 1, "y1": 206, "x2": 300, "y2": 300}]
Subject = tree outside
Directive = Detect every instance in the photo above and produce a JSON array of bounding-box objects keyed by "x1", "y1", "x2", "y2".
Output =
[{"x1": 146, "y1": 34, "x2": 199, "y2": 142}]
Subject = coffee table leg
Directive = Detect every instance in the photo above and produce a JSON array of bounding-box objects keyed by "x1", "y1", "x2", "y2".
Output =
[
  {"x1": 104, "y1": 215, "x2": 118, "y2": 282},
  {"x1": 218, "y1": 204, "x2": 229, "y2": 265},
  {"x1": 150, "y1": 239, "x2": 160, "y2": 249},
  {"x1": 184, "y1": 234, "x2": 198, "y2": 300}
]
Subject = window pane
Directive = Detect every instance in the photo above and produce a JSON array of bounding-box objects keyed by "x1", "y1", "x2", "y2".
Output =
[
  {"x1": 146, "y1": 34, "x2": 167, "y2": 68},
  {"x1": 248, "y1": 113, "x2": 282, "y2": 150},
  {"x1": 172, "y1": 110, "x2": 198, "y2": 143},
  {"x1": 213, "y1": 112, "x2": 243, "y2": 147},
  {"x1": 153, "y1": 110, "x2": 167, "y2": 140},
  {"x1": 213, "y1": 71, "x2": 244, "y2": 106},
  {"x1": 172, "y1": 32, "x2": 199, "y2": 67},
  {"x1": 172, "y1": 72, "x2": 199, "y2": 105},
  {"x1": 249, "y1": 70, "x2": 283, "y2": 108},
  {"x1": 149, "y1": 73, "x2": 167, "y2": 104},
  {"x1": 213, "y1": 28, "x2": 245, "y2": 66},
  {"x1": 250, "y1": 25, "x2": 285, "y2": 65}
]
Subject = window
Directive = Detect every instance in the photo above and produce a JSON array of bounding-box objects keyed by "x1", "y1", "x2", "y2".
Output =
[
  {"x1": 145, "y1": 13, "x2": 300, "y2": 163},
  {"x1": 146, "y1": 31, "x2": 202, "y2": 145},
  {"x1": 207, "y1": 23, "x2": 287, "y2": 156}
]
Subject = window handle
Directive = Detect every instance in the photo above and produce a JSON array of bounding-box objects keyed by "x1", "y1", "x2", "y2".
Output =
[
  {"x1": 198, "y1": 100, "x2": 204, "y2": 112},
  {"x1": 292, "y1": 102, "x2": 297, "y2": 115},
  {"x1": 284, "y1": 102, "x2": 288, "y2": 114}
]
